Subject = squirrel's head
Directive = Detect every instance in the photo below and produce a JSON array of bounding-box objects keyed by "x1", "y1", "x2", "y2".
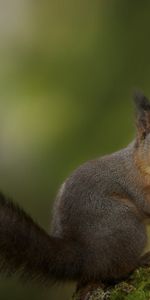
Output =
[{"x1": 134, "y1": 91, "x2": 150, "y2": 174}]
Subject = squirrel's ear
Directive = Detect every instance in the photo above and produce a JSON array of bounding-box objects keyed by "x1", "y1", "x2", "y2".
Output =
[{"x1": 134, "y1": 91, "x2": 150, "y2": 142}]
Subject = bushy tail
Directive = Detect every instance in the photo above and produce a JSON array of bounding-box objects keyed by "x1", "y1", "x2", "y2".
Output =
[{"x1": 0, "y1": 192, "x2": 82, "y2": 284}]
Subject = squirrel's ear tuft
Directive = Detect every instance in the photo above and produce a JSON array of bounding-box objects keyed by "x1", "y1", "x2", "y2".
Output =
[
  {"x1": 134, "y1": 91, "x2": 150, "y2": 142},
  {"x1": 134, "y1": 91, "x2": 150, "y2": 112}
]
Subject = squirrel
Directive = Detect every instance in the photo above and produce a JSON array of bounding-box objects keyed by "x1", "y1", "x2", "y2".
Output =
[{"x1": 0, "y1": 91, "x2": 150, "y2": 287}]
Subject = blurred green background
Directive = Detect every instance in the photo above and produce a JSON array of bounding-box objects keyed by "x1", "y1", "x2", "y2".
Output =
[{"x1": 0, "y1": 1, "x2": 150, "y2": 299}]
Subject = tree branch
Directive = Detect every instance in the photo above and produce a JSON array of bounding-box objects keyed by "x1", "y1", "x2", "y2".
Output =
[{"x1": 72, "y1": 267, "x2": 150, "y2": 300}]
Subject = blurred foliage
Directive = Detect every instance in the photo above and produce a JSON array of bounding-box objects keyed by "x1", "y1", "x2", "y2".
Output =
[{"x1": 0, "y1": 1, "x2": 150, "y2": 299}]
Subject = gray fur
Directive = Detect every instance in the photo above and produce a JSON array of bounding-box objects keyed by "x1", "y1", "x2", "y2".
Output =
[{"x1": 51, "y1": 141, "x2": 147, "y2": 282}]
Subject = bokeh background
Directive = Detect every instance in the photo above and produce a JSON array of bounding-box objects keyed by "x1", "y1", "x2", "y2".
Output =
[{"x1": 0, "y1": 1, "x2": 150, "y2": 299}]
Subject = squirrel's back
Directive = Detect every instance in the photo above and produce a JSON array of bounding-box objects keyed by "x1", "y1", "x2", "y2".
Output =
[{"x1": 51, "y1": 141, "x2": 140, "y2": 238}]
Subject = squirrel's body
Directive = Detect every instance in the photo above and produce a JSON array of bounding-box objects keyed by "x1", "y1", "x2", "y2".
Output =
[
  {"x1": 51, "y1": 142, "x2": 148, "y2": 282},
  {"x1": 0, "y1": 92, "x2": 150, "y2": 287}
]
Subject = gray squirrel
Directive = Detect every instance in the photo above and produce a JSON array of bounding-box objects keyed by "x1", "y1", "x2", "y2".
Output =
[{"x1": 0, "y1": 92, "x2": 150, "y2": 287}]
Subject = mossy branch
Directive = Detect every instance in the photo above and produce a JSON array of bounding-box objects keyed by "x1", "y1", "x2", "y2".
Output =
[{"x1": 72, "y1": 267, "x2": 150, "y2": 300}]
